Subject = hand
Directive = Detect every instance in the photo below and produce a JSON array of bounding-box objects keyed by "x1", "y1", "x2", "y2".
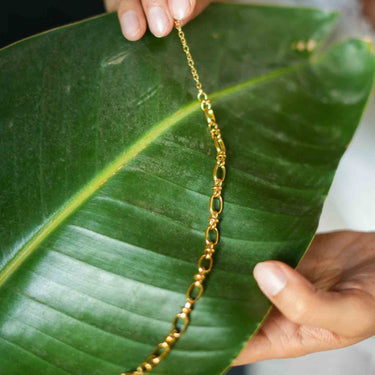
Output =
[
  {"x1": 104, "y1": 0, "x2": 218, "y2": 41},
  {"x1": 233, "y1": 231, "x2": 375, "y2": 366},
  {"x1": 362, "y1": 0, "x2": 375, "y2": 27}
]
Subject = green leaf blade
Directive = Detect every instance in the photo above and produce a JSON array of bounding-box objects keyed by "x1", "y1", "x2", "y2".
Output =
[{"x1": 0, "y1": 3, "x2": 374, "y2": 375}]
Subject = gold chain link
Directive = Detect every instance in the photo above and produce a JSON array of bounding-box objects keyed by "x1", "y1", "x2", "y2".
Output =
[{"x1": 121, "y1": 19, "x2": 227, "y2": 375}]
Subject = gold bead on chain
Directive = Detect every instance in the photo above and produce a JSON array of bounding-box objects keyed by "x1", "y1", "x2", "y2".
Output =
[{"x1": 121, "y1": 18, "x2": 227, "y2": 375}]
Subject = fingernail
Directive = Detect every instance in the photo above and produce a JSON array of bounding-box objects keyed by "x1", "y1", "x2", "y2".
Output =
[
  {"x1": 121, "y1": 10, "x2": 140, "y2": 39},
  {"x1": 253, "y1": 262, "x2": 287, "y2": 296},
  {"x1": 148, "y1": 6, "x2": 169, "y2": 37},
  {"x1": 170, "y1": 0, "x2": 191, "y2": 20}
]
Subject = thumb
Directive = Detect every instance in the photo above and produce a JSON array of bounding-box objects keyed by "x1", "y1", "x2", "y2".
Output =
[{"x1": 253, "y1": 260, "x2": 375, "y2": 338}]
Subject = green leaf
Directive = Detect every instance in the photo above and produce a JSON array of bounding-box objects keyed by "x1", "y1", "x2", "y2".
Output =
[{"x1": 0, "y1": 3, "x2": 374, "y2": 375}]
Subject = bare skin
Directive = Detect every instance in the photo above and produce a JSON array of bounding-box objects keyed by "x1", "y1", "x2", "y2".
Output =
[
  {"x1": 102, "y1": 0, "x2": 375, "y2": 366},
  {"x1": 105, "y1": 0, "x2": 375, "y2": 41},
  {"x1": 362, "y1": 0, "x2": 375, "y2": 26},
  {"x1": 234, "y1": 231, "x2": 375, "y2": 365},
  {"x1": 104, "y1": 0, "x2": 224, "y2": 40}
]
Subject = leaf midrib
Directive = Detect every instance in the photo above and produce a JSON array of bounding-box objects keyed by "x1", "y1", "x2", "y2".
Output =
[{"x1": 0, "y1": 60, "x2": 307, "y2": 288}]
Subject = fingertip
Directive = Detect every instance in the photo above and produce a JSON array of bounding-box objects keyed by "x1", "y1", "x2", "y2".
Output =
[
  {"x1": 119, "y1": 9, "x2": 145, "y2": 41},
  {"x1": 147, "y1": 6, "x2": 174, "y2": 38},
  {"x1": 253, "y1": 261, "x2": 288, "y2": 297},
  {"x1": 253, "y1": 260, "x2": 375, "y2": 337},
  {"x1": 253, "y1": 260, "x2": 288, "y2": 280},
  {"x1": 169, "y1": 0, "x2": 194, "y2": 20}
]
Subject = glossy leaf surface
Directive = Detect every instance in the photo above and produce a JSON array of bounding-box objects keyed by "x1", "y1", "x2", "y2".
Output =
[{"x1": 0, "y1": 3, "x2": 374, "y2": 375}]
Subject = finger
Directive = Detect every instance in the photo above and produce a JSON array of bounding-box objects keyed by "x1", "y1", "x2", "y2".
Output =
[
  {"x1": 168, "y1": 0, "x2": 195, "y2": 21},
  {"x1": 118, "y1": 0, "x2": 147, "y2": 41},
  {"x1": 232, "y1": 322, "x2": 274, "y2": 366},
  {"x1": 141, "y1": 0, "x2": 174, "y2": 38},
  {"x1": 253, "y1": 260, "x2": 375, "y2": 338},
  {"x1": 363, "y1": 0, "x2": 375, "y2": 27},
  {"x1": 169, "y1": 0, "x2": 213, "y2": 27},
  {"x1": 104, "y1": 0, "x2": 120, "y2": 13}
]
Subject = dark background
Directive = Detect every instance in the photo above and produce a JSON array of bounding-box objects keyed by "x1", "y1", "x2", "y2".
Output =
[{"x1": 1, "y1": 0, "x2": 105, "y2": 48}]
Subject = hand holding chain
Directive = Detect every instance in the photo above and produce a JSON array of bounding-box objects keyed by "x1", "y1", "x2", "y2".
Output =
[{"x1": 122, "y1": 18, "x2": 227, "y2": 375}]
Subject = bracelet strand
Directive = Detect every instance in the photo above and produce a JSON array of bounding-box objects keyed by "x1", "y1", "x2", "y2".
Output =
[{"x1": 121, "y1": 18, "x2": 227, "y2": 375}]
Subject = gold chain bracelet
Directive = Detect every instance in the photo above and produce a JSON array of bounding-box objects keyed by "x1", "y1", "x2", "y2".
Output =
[{"x1": 122, "y1": 18, "x2": 227, "y2": 375}]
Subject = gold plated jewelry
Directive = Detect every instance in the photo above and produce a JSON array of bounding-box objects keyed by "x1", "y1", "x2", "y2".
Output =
[{"x1": 122, "y1": 18, "x2": 227, "y2": 375}]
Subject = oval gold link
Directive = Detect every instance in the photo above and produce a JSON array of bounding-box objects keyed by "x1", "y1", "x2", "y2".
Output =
[
  {"x1": 213, "y1": 163, "x2": 226, "y2": 183},
  {"x1": 198, "y1": 253, "x2": 213, "y2": 274},
  {"x1": 214, "y1": 136, "x2": 226, "y2": 153},
  {"x1": 205, "y1": 226, "x2": 219, "y2": 245},
  {"x1": 204, "y1": 108, "x2": 216, "y2": 124},
  {"x1": 172, "y1": 312, "x2": 190, "y2": 335},
  {"x1": 209, "y1": 194, "x2": 223, "y2": 215},
  {"x1": 145, "y1": 342, "x2": 171, "y2": 365},
  {"x1": 205, "y1": 108, "x2": 216, "y2": 122},
  {"x1": 186, "y1": 281, "x2": 204, "y2": 302}
]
